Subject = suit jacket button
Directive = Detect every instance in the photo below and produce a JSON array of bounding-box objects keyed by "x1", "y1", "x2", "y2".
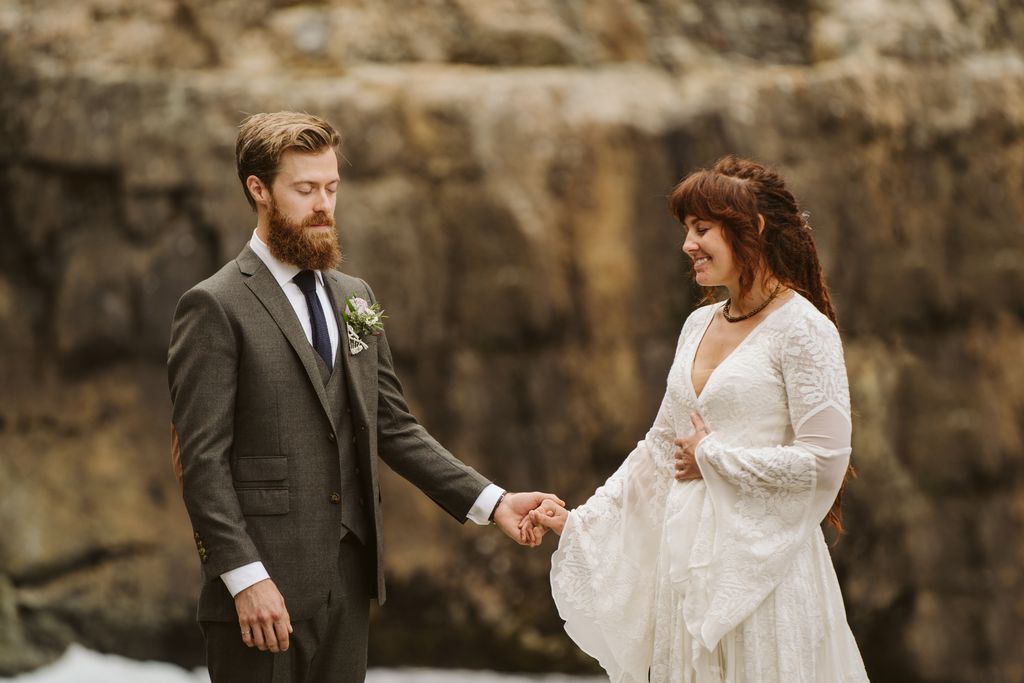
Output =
[
  {"x1": 330, "y1": 492, "x2": 341, "y2": 504},
  {"x1": 327, "y1": 432, "x2": 337, "y2": 443}
]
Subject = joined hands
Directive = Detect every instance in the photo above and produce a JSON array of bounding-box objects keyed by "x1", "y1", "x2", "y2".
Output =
[
  {"x1": 493, "y1": 491, "x2": 565, "y2": 547},
  {"x1": 525, "y1": 499, "x2": 569, "y2": 539}
]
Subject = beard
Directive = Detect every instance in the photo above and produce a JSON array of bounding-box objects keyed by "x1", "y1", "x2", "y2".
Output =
[{"x1": 265, "y1": 199, "x2": 341, "y2": 271}]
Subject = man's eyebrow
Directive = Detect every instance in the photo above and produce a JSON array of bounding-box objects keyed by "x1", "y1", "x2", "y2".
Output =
[{"x1": 290, "y1": 178, "x2": 340, "y2": 185}]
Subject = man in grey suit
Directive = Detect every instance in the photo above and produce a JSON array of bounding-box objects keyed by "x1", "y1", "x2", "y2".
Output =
[{"x1": 168, "y1": 111, "x2": 560, "y2": 683}]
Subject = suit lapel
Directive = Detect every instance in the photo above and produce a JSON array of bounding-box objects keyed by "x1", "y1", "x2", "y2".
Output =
[
  {"x1": 324, "y1": 272, "x2": 374, "y2": 425},
  {"x1": 237, "y1": 246, "x2": 336, "y2": 428}
]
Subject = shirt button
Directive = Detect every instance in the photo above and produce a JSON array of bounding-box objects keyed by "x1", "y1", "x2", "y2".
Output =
[
  {"x1": 327, "y1": 432, "x2": 337, "y2": 443},
  {"x1": 330, "y1": 492, "x2": 341, "y2": 504}
]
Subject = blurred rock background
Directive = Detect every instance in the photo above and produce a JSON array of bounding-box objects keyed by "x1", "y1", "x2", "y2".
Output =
[{"x1": 0, "y1": 0, "x2": 1022, "y2": 681}]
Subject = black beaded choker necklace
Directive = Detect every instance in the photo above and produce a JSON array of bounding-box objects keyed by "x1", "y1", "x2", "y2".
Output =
[{"x1": 722, "y1": 283, "x2": 784, "y2": 323}]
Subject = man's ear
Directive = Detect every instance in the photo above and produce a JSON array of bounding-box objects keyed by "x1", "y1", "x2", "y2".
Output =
[
  {"x1": 757, "y1": 213, "x2": 766, "y2": 234},
  {"x1": 246, "y1": 175, "x2": 270, "y2": 206}
]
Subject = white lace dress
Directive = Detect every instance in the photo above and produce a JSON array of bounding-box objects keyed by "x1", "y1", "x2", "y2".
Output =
[{"x1": 550, "y1": 294, "x2": 869, "y2": 682}]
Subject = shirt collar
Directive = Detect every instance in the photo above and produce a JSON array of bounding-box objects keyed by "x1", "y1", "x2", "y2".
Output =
[{"x1": 249, "y1": 230, "x2": 324, "y2": 289}]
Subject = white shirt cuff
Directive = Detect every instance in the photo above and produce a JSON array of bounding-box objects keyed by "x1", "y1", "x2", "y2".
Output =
[
  {"x1": 466, "y1": 484, "x2": 506, "y2": 525},
  {"x1": 221, "y1": 561, "x2": 271, "y2": 597}
]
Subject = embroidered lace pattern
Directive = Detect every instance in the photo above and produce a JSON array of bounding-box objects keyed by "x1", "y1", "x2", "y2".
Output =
[{"x1": 549, "y1": 294, "x2": 869, "y2": 682}]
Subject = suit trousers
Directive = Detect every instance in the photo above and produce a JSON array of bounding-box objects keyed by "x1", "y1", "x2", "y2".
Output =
[{"x1": 202, "y1": 535, "x2": 370, "y2": 683}]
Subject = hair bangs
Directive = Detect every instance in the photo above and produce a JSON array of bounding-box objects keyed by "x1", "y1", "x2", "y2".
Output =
[{"x1": 670, "y1": 170, "x2": 758, "y2": 226}]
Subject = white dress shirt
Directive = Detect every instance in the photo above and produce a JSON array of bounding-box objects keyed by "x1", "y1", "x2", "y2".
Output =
[{"x1": 221, "y1": 231, "x2": 504, "y2": 597}]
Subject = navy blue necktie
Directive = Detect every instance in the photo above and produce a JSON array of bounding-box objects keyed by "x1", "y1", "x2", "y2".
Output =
[{"x1": 293, "y1": 270, "x2": 333, "y2": 372}]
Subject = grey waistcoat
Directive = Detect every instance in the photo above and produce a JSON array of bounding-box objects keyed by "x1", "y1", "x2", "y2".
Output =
[{"x1": 319, "y1": 324, "x2": 370, "y2": 545}]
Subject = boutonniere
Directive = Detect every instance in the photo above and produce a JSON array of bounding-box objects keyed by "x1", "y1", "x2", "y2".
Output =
[{"x1": 342, "y1": 296, "x2": 386, "y2": 356}]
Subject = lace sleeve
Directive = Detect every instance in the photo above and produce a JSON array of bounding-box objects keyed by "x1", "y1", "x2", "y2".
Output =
[
  {"x1": 548, "y1": 323, "x2": 691, "y2": 683},
  {"x1": 688, "y1": 310, "x2": 852, "y2": 650}
]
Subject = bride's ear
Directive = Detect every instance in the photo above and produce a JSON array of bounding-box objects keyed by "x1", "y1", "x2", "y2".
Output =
[{"x1": 757, "y1": 213, "x2": 766, "y2": 234}]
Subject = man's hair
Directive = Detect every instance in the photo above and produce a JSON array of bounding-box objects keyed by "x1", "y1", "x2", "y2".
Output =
[{"x1": 235, "y1": 111, "x2": 341, "y2": 211}]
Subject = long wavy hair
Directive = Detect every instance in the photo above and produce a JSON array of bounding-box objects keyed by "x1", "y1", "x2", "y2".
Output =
[{"x1": 668, "y1": 155, "x2": 853, "y2": 538}]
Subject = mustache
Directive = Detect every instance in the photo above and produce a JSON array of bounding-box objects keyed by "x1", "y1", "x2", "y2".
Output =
[{"x1": 301, "y1": 211, "x2": 335, "y2": 228}]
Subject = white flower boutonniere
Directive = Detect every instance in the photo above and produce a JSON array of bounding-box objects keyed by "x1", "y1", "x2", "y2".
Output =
[{"x1": 342, "y1": 296, "x2": 385, "y2": 356}]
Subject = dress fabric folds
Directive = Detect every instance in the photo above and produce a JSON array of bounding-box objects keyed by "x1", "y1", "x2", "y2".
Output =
[{"x1": 550, "y1": 294, "x2": 869, "y2": 683}]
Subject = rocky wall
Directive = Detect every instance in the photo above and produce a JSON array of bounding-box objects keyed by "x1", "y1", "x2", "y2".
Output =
[{"x1": 1, "y1": 1, "x2": 1022, "y2": 681}]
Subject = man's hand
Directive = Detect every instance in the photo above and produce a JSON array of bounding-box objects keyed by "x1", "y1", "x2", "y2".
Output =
[
  {"x1": 527, "y1": 499, "x2": 568, "y2": 536},
  {"x1": 674, "y1": 412, "x2": 709, "y2": 481},
  {"x1": 235, "y1": 578, "x2": 293, "y2": 653},
  {"x1": 493, "y1": 491, "x2": 564, "y2": 547}
]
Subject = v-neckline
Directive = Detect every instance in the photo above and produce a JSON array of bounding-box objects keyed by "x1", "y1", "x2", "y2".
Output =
[{"x1": 688, "y1": 293, "x2": 798, "y2": 401}]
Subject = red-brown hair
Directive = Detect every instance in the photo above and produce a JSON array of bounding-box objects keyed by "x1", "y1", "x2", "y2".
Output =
[{"x1": 669, "y1": 155, "x2": 853, "y2": 538}]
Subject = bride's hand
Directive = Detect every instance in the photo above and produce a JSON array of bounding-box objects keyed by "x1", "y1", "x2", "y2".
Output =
[
  {"x1": 527, "y1": 499, "x2": 568, "y2": 536},
  {"x1": 674, "y1": 412, "x2": 709, "y2": 481}
]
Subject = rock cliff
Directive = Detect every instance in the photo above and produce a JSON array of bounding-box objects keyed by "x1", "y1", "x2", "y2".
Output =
[{"x1": 1, "y1": 1, "x2": 1022, "y2": 681}]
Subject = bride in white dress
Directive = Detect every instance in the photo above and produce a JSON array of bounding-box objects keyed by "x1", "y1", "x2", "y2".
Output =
[{"x1": 528, "y1": 156, "x2": 870, "y2": 682}]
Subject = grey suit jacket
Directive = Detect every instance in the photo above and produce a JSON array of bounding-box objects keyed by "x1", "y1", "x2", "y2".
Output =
[{"x1": 168, "y1": 245, "x2": 490, "y2": 621}]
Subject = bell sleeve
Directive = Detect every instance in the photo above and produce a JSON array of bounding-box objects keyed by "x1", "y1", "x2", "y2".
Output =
[{"x1": 548, "y1": 325, "x2": 692, "y2": 683}]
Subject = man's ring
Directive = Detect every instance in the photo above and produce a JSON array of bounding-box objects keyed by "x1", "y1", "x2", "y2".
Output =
[{"x1": 241, "y1": 630, "x2": 250, "y2": 637}]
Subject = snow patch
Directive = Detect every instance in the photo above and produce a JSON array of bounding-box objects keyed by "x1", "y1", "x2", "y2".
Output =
[{"x1": 2, "y1": 645, "x2": 604, "y2": 682}]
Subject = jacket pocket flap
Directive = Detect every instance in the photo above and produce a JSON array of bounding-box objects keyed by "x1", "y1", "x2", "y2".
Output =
[
  {"x1": 233, "y1": 456, "x2": 288, "y2": 482},
  {"x1": 235, "y1": 488, "x2": 289, "y2": 516}
]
